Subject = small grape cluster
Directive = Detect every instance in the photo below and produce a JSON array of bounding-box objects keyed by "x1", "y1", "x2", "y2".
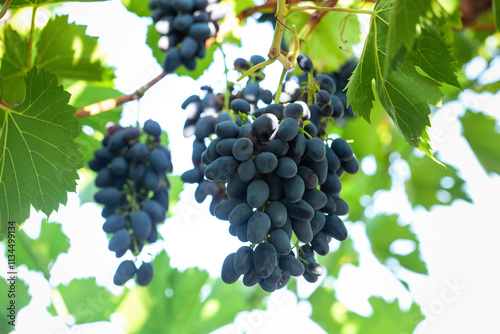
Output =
[
  {"x1": 200, "y1": 96, "x2": 358, "y2": 292},
  {"x1": 279, "y1": 54, "x2": 357, "y2": 124},
  {"x1": 88, "y1": 120, "x2": 172, "y2": 286},
  {"x1": 149, "y1": 0, "x2": 226, "y2": 72},
  {"x1": 233, "y1": 55, "x2": 274, "y2": 107}
]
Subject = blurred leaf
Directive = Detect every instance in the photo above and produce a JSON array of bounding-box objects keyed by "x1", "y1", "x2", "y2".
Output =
[
  {"x1": 35, "y1": 15, "x2": 110, "y2": 82},
  {"x1": 365, "y1": 214, "x2": 427, "y2": 275},
  {"x1": 0, "y1": 277, "x2": 31, "y2": 333},
  {"x1": 0, "y1": 26, "x2": 29, "y2": 104},
  {"x1": 494, "y1": 0, "x2": 500, "y2": 31},
  {"x1": 1, "y1": 0, "x2": 109, "y2": 7},
  {"x1": 115, "y1": 250, "x2": 260, "y2": 334},
  {"x1": 167, "y1": 175, "x2": 183, "y2": 215},
  {"x1": 14, "y1": 220, "x2": 69, "y2": 275},
  {"x1": 322, "y1": 238, "x2": 359, "y2": 278},
  {"x1": 287, "y1": 10, "x2": 361, "y2": 73},
  {"x1": 0, "y1": 68, "x2": 83, "y2": 241},
  {"x1": 146, "y1": 24, "x2": 164, "y2": 68},
  {"x1": 121, "y1": 0, "x2": 150, "y2": 17},
  {"x1": 405, "y1": 153, "x2": 472, "y2": 209},
  {"x1": 67, "y1": 81, "x2": 123, "y2": 166},
  {"x1": 48, "y1": 278, "x2": 121, "y2": 324},
  {"x1": 472, "y1": 80, "x2": 500, "y2": 93},
  {"x1": 310, "y1": 286, "x2": 423, "y2": 334},
  {"x1": 460, "y1": 110, "x2": 500, "y2": 175}
]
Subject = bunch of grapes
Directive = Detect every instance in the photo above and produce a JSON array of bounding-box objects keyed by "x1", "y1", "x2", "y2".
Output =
[
  {"x1": 196, "y1": 83, "x2": 358, "y2": 291},
  {"x1": 180, "y1": 55, "x2": 275, "y2": 213},
  {"x1": 149, "y1": 0, "x2": 226, "y2": 72},
  {"x1": 88, "y1": 120, "x2": 172, "y2": 286}
]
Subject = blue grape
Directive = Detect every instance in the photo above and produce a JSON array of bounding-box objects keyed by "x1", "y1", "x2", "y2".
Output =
[
  {"x1": 291, "y1": 218, "x2": 313, "y2": 243},
  {"x1": 232, "y1": 137, "x2": 254, "y2": 161},
  {"x1": 94, "y1": 187, "x2": 121, "y2": 206},
  {"x1": 221, "y1": 253, "x2": 240, "y2": 284},
  {"x1": 144, "y1": 119, "x2": 162, "y2": 138},
  {"x1": 247, "y1": 212, "x2": 271, "y2": 244},
  {"x1": 279, "y1": 254, "x2": 305, "y2": 277},
  {"x1": 204, "y1": 156, "x2": 239, "y2": 181},
  {"x1": 264, "y1": 201, "x2": 287, "y2": 228},
  {"x1": 113, "y1": 260, "x2": 136, "y2": 285},
  {"x1": 267, "y1": 229, "x2": 291, "y2": 255},
  {"x1": 323, "y1": 214, "x2": 347, "y2": 240},
  {"x1": 229, "y1": 202, "x2": 254, "y2": 226},
  {"x1": 253, "y1": 243, "x2": 277, "y2": 278},
  {"x1": 255, "y1": 152, "x2": 278, "y2": 174},
  {"x1": 136, "y1": 262, "x2": 154, "y2": 286},
  {"x1": 234, "y1": 246, "x2": 253, "y2": 275},
  {"x1": 108, "y1": 229, "x2": 131, "y2": 253},
  {"x1": 246, "y1": 180, "x2": 269, "y2": 208},
  {"x1": 131, "y1": 210, "x2": 153, "y2": 240},
  {"x1": 237, "y1": 160, "x2": 256, "y2": 182},
  {"x1": 103, "y1": 214, "x2": 126, "y2": 233},
  {"x1": 278, "y1": 117, "x2": 300, "y2": 142}
]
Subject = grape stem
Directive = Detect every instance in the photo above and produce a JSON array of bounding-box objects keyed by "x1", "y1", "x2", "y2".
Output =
[
  {"x1": 74, "y1": 71, "x2": 167, "y2": 118},
  {"x1": 0, "y1": 0, "x2": 12, "y2": 19}
]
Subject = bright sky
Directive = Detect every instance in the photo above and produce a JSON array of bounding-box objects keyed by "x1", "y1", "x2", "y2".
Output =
[{"x1": 2, "y1": 0, "x2": 500, "y2": 333}]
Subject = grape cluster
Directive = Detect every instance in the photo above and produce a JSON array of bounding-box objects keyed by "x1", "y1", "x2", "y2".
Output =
[
  {"x1": 199, "y1": 96, "x2": 358, "y2": 291},
  {"x1": 88, "y1": 120, "x2": 172, "y2": 286},
  {"x1": 149, "y1": 0, "x2": 226, "y2": 72},
  {"x1": 180, "y1": 56, "x2": 275, "y2": 213}
]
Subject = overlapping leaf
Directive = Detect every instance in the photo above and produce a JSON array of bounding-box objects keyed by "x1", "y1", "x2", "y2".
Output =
[
  {"x1": 0, "y1": 68, "x2": 83, "y2": 240},
  {"x1": 0, "y1": 26, "x2": 29, "y2": 105},
  {"x1": 0, "y1": 278, "x2": 31, "y2": 333}
]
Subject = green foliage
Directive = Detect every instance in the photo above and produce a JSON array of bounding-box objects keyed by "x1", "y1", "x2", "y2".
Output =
[
  {"x1": 287, "y1": 10, "x2": 361, "y2": 73},
  {"x1": 309, "y1": 288, "x2": 424, "y2": 333},
  {"x1": 405, "y1": 154, "x2": 472, "y2": 209},
  {"x1": 366, "y1": 214, "x2": 427, "y2": 275},
  {"x1": 114, "y1": 251, "x2": 263, "y2": 334},
  {"x1": 347, "y1": 0, "x2": 459, "y2": 160},
  {"x1": 1, "y1": 0, "x2": 108, "y2": 8},
  {"x1": 460, "y1": 110, "x2": 500, "y2": 175},
  {"x1": 494, "y1": 0, "x2": 500, "y2": 31},
  {"x1": 0, "y1": 68, "x2": 84, "y2": 240},
  {"x1": 0, "y1": 277, "x2": 31, "y2": 333},
  {"x1": 48, "y1": 277, "x2": 121, "y2": 324},
  {"x1": 13, "y1": 220, "x2": 69, "y2": 276},
  {"x1": 0, "y1": 26, "x2": 29, "y2": 104},
  {"x1": 121, "y1": 0, "x2": 150, "y2": 17}
]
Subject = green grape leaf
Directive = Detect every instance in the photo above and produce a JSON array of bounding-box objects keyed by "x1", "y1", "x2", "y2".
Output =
[
  {"x1": 460, "y1": 110, "x2": 500, "y2": 175},
  {"x1": 121, "y1": 0, "x2": 150, "y2": 17},
  {"x1": 365, "y1": 214, "x2": 427, "y2": 275},
  {"x1": 386, "y1": 0, "x2": 432, "y2": 66},
  {"x1": 0, "y1": 26, "x2": 29, "y2": 105},
  {"x1": 167, "y1": 175, "x2": 183, "y2": 215},
  {"x1": 347, "y1": 0, "x2": 451, "y2": 160},
  {"x1": 1, "y1": 0, "x2": 109, "y2": 8},
  {"x1": 0, "y1": 277, "x2": 31, "y2": 332},
  {"x1": 48, "y1": 277, "x2": 121, "y2": 324},
  {"x1": 13, "y1": 220, "x2": 69, "y2": 275},
  {"x1": 309, "y1": 287, "x2": 424, "y2": 334},
  {"x1": 35, "y1": 15, "x2": 110, "y2": 82},
  {"x1": 405, "y1": 153, "x2": 471, "y2": 209},
  {"x1": 408, "y1": 26, "x2": 461, "y2": 89},
  {"x1": 286, "y1": 9, "x2": 361, "y2": 73},
  {"x1": 0, "y1": 67, "x2": 84, "y2": 241},
  {"x1": 115, "y1": 251, "x2": 260, "y2": 334},
  {"x1": 473, "y1": 80, "x2": 500, "y2": 93}
]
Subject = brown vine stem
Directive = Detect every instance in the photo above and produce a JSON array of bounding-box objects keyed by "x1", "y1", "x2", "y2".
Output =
[{"x1": 74, "y1": 71, "x2": 167, "y2": 119}]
